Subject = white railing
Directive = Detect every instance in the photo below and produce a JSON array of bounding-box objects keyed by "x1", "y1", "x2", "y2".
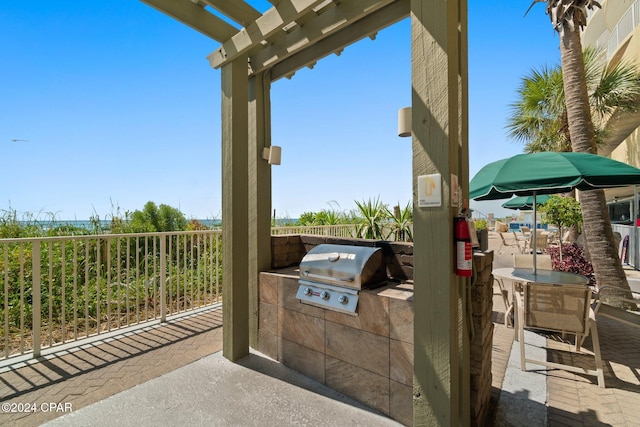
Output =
[
  {"x1": 606, "y1": 1, "x2": 639, "y2": 59},
  {"x1": 0, "y1": 224, "x2": 373, "y2": 364},
  {"x1": 271, "y1": 224, "x2": 358, "y2": 237},
  {"x1": 595, "y1": 29, "x2": 611, "y2": 53},
  {"x1": 1, "y1": 230, "x2": 222, "y2": 362},
  {"x1": 612, "y1": 224, "x2": 640, "y2": 270},
  {"x1": 271, "y1": 224, "x2": 413, "y2": 242}
]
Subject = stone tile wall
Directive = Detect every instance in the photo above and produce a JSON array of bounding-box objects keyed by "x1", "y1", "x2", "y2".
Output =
[
  {"x1": 263, "y1": 237, "x2": 494, "y2": 426},
  {"x1": 257, "y1": 269, "x2": 414, "y2": 426},
  {"x1": 470, "y1": 251, "x2": 494, "y2": 426}
]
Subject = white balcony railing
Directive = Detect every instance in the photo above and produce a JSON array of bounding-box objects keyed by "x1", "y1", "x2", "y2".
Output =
[
  {"x1": 606, "y1": 0, "x2": 640, "y2": 59},
  {"x1": 0, "y1": 224, "x2": 379, "y2": 365},
  {"x1": 1, "y1": 230, "x2": 223, "y2": 364}
]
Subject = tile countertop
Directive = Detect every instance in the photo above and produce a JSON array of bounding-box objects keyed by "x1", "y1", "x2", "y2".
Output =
[{"x1": 364, "y1": 281, "x2": 414, "y2": 301}]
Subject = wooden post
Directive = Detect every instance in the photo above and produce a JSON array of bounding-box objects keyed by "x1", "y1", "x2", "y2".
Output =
[
  {"x1": 411, "y1": 0, "x2": 468, "y2": 425},
  {"x1": 221, "y1": 56, "x2": 250, "y2": 361},
  {"x1": 459, "y1": 2, "x2": 470, "y2": 425},
  {"x1": 248, "y1": 72, "x2": 273, "y2": 348}
]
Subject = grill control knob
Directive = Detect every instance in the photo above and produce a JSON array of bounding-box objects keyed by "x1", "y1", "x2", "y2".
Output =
[
  {"x1": 320, "y1": 291, "x2": 330, "y2": 300},
  {"x1": 338, "y1": 295, "x2": 348, "y2": 305},
  {"x1": 303, "y1": 287, "x2": 312, "y2": 296}
]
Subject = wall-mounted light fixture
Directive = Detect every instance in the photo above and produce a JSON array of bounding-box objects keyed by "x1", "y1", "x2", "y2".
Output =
[
  {"x1": 262, "y1": 145, "x2": 282, "y2": 165},
  {"x1": 398, "y1": 107, "x2": 411, "y2": 137}
]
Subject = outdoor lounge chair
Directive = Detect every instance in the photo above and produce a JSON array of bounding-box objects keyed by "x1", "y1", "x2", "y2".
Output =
[{"x1": 517, "y1": 281, "x2": 605, "y2": 388}]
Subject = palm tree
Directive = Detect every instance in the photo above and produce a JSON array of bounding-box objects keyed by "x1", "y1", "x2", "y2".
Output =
[
  {"x1": 532, "y1": 0, "x2": 636, "y2": 301},
  {"x1": 507, "y1": 46, "x2": 640, "y2": 241},
  {"x1": 507, "y1": 47, "x2": 640, "y2": 153},
  {"x1": 507, "y1": 64, "x2": 568, "y2": 152}
]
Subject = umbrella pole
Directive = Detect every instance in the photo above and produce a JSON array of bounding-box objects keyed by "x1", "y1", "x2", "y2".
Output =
[{"x1": 533, "y1": 192, "x2": 537, "y2": 275}]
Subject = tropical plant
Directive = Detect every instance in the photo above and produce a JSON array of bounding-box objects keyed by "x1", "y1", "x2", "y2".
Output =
[
  {"x1": 386, "y1": 202, "x2": 413, "y2": 242},
  {"x1": 296, "y1": 212, "x2": 315, "y2": 226},
  {"x1": 507, "y1": 64, "x2": 567, "y2": 152},
  {"x1": 507, "y1": 47, "x2": 640, "y2": 153},
  {"x1": 354, "y1": 197, "x2": 388, "y2": 240},
  {"x1": 528, "y1": 0, "x2": 635, "y2": 303}
]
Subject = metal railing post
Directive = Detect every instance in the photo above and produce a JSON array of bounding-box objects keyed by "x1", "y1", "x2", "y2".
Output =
[
  {"x1": 160, "y1": 235, "x2": 167, "y2": 322},
  {"x1": 32, "y1": 241, "x2": 41, "y2": 359}
]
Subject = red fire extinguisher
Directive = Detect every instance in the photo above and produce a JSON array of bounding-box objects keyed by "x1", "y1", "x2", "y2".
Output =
[{"x1": 455, "y1": 216, "x2": 472, "y2": 277}]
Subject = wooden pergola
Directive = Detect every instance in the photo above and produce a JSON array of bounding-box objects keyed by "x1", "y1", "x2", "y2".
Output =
[{"x1": 141, "y1": 1, "x2": 469, "y2": 425}]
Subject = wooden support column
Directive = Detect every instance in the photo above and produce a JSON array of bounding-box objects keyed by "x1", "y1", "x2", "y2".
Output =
[
  {"x1": 221, "y1": 56, "x2": 250, "y2": 361},
  {"x1": 248, "y1": 72, "x2": 273, "y2": 348},
  {"x1": 458, "y1": 2, "x2": 470, "y2": 426},
  {"x1": 411, "y1": 1, "x2": 468, "y2": 425}
]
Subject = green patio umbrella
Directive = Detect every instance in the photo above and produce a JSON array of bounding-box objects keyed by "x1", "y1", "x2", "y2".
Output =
[
  {"x1": 470, "y1": 152, "x2": 640, "y2": 273},
  {"x1": 502, "y1": 194, "x2": 552, "y2": 210}
]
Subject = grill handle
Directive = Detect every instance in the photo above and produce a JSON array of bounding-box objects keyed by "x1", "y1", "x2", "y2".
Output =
[{"x1": 302, "y1": 271, "x2": 355, "y2": 283}]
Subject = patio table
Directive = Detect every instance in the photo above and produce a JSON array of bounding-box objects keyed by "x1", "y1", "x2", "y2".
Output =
[
  {"x1": 493, "y1": 268, "x2": 588, "y2": 286},
  {"x1": 493, "y1": 267, "x2": 589, "y2": 332}
]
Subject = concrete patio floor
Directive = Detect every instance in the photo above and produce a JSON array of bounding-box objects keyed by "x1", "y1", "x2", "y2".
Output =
[{"x1": 1, "y1": 232, "x2": 639, "y2": 426}]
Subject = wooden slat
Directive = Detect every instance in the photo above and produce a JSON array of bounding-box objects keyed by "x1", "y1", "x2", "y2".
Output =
[
  {"x1": 199, "y1": 0, "x2": 262, "y2": 27},
  {"x1": 269, "y1": 0, "x2": 408, "y2": 81},
  {"x1": 208, "y1": 0, "x2": 327, "y2": 69},
  {"x1": 249, "y1": 0, "x2": 396, "y2": 76},
  {"x1": 141, "y1": 0, "x2": 238, "y2": 42}
]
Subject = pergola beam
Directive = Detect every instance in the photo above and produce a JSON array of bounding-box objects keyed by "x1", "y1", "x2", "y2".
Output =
[
  {"x1": 249, "y1": 0, "x2": 397, "y2": 76},
  {"x1": 198, "y1": 0, "x2": 262, "y2": 27},
  {"x1": 270, "y1": 0, "x2": 409, "y2": 81},
  {"x1": 141, "y1": 0, "x2": 238, "y2": 42},
  {"x1": 208, "y1": 0, "x2": 327, "y2": 69}
]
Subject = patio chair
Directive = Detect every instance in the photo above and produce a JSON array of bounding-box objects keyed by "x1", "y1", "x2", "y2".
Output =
[
  {"x1": 516, "y1": 281, "x2": 605, "y2": 387},
  {"x1": 493, "y1": 276, "x2": 512, "y2": 326},
  {"x1": 513, "y1": 253, "x2": 552, "y2": 270},
  {"x1": 525, "y1": 230, "x2": 550, "y2": 254},
  {"x1": 496, "y1": 254, "x2": 553, "y2": 328},
  {"x1": 497, "y1": 232, "x2": 523, "y2": 255}
]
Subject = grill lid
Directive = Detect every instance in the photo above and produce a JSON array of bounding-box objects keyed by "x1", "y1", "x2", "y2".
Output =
[{"x1": 299, "y1": 244, "x2": 385, "y2": 289}]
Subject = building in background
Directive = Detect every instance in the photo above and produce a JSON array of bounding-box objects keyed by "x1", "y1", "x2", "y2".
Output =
[{"x1": 583, "y1": 0, "x2": 640, "y2": 222}]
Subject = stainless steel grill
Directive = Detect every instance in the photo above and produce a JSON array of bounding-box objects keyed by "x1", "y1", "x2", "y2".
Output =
[{"x1": 296, "y1": 244, "x2": 386, "y2": 315}]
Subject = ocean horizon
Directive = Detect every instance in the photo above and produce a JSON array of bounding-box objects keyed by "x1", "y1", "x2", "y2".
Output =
[{"x1": 18, "y1": 218, "x2": 298, "y2": 230}]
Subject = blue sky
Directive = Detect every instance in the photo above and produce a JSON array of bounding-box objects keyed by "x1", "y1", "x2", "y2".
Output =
[{"x1": 1, "y1": 1, "x2": 561, "y2": 221}]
